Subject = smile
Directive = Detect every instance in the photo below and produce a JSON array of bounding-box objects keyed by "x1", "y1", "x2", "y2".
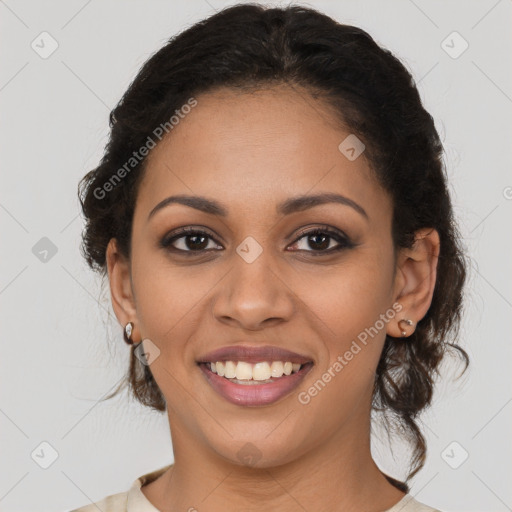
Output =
[
  {"x1": 197, "y1": 345, "x2": 314, "y2": 406},
  {"x1": 210, "y1": 360, "x2": 302, "y2": 381},
  {"x1": 199, "y1": 361, "x2": 313, "y2": 407}
]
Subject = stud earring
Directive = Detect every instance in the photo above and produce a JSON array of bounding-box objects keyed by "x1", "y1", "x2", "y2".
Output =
[
  {"x1": 124, "y1": 322, "x2": 135, "y2": 345},
  {"x1": 398, "y1": 318, "x2": 414, "y2": 337}
]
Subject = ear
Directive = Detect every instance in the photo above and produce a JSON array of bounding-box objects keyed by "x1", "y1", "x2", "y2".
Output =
[
  {"x1": 387, "y1": 227, "x2": 440, "y2": 338},
  {"x1": 106, "y1": 238, "x2": 139, "y2": 341}
]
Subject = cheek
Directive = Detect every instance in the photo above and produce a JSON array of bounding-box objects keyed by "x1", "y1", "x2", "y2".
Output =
[
  {"x1": 300, "y1": 256, "x2": 393, "y2": 340},
  {"x1": 295, "y1": 269, "x2": 391, "y2": 425},
  {"x1": 296, "y1": 256, "x2": 394, "y2": 404},
  {"x1": 129, "y1": 246, "x2": 215, "y2": 360}
]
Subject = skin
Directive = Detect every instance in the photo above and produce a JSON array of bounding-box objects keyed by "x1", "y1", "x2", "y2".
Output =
[{"x1": 106, "y1": 84, "x2": 440, "y2": 512}]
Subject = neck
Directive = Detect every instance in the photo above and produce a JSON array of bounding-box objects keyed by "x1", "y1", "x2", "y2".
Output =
[{"x1": 142, "y1": 411, "x2": 406, "y2": 512}]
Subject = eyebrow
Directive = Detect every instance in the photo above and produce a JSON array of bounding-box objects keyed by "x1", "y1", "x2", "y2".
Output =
[{"x1": 147, "y1": 192, "x2": 369, "y2": 221}]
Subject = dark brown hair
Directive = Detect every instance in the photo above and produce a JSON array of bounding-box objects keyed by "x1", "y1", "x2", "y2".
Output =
[{"x1": 78, "y1": 3, "x2": 469, "y2": 489}]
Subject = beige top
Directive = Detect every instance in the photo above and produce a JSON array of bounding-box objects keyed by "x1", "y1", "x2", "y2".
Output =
[{"x1": 70, "y1": 465, "x2": 440, "y2": 512}]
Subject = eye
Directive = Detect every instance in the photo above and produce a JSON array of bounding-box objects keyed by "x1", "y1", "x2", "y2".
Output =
[
  {"x1": 160, "y1": 227, "x2": 223, "y2": 254},
  {"x1": 160, "y1": 225, "x2": 354, "y2": 256},
  {"x1": 288, "y1": 226, "x2": 354, "y2": 255}
]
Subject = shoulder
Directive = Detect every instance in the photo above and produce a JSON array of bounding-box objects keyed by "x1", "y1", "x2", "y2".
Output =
[
  {"x1": 68, "y1": 464, "x2": 171, "y2": 512},
  {"x1": 69, "y1": 490, "x2": 128, "y2": 512},
  {"x1": 385, "y1": 494, "x2": 442, "y2": 512}
]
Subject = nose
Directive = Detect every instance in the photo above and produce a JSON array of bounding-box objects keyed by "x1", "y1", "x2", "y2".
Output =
[{"x1": 211, "y1": 248, "x2": 295, "y2": 331}]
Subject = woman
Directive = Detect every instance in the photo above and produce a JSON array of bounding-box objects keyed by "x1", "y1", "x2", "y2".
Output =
[{"x1": 72, "y1": 3, "x2": 468, "y2": 511}]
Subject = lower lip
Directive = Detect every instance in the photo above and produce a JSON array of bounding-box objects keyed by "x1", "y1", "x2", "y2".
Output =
[{"x1": 198, "y1": 362, "x2": 313, "y2": 407}]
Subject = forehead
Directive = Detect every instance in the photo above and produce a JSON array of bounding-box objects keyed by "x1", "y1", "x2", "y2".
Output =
[{"x1": 137, "y1": 85, "x2": 389, "y2": 220}]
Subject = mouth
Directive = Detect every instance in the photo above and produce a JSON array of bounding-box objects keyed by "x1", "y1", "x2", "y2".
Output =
[{"x1": 197, "y1": 345, "x2": 314, "y2": 406}]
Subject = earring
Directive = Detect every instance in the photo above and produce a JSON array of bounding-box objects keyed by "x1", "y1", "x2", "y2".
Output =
[
  {"x1": 124, "y1": 322, "x2": 135, "y2": 345},
  {"x1": 398, "y1": 318, "x2": 414, "y2": 337}
]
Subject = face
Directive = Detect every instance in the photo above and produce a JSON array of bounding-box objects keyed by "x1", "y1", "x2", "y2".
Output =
[{"x1": 112, "y1": 85, "x2": 405, "y2": 468}]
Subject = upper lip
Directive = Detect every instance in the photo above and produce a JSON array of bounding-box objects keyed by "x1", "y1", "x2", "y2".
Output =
[{"x1": 197, "y1": 345, "x2": 313, "y2": 365}]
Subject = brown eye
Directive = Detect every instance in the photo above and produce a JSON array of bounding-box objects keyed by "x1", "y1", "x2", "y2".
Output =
[
  {"x1": 160, "y1": 228, "x2": 223, "y2": 254},
  {"x1": 288, "y1": 227, "x2": 353, "y2": 254}
]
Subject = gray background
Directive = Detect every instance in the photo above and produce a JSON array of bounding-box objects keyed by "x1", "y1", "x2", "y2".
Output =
[{"x1": 1, "y1": 1, "x2": 511, "y2": 511}]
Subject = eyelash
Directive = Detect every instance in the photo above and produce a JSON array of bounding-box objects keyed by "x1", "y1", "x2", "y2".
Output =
[{"x1": 159, "y1": 225, "x2": 355, "y2": 257}]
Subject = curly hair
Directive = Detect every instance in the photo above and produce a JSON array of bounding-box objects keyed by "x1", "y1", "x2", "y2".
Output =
[{"x1": 78, "y1": 3, "x2": 469, "y2": 489}]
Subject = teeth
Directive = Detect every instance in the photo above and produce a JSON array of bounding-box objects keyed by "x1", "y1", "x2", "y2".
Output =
[
  {"x1": 235, "y1": 361, "x2": 253, "y2": 380},
  {"x1": 270, "y1": 361, "x2": 284, "y2": 377},
  {"x1": 208, "y1": 360, "x2": 303, "y2": 380},
  {"x1": 224, "y1": 360, "x2": 237, "y2": 379},
  {"x1": 253, "y1": 362, "x2": 271, "y2": 381}
]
